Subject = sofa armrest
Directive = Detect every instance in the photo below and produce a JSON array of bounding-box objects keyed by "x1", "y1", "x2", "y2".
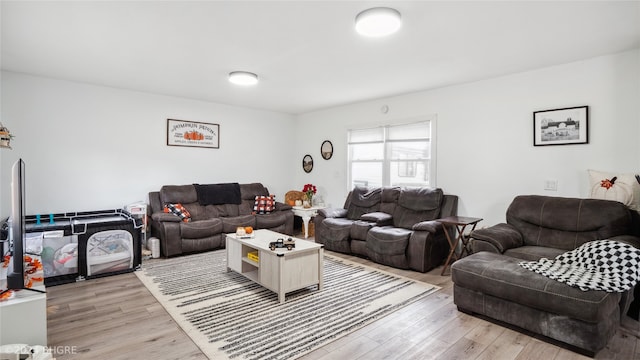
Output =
[
  {"x1": 609, "y1": 235, "x2": 640, "y2": 249},
  {"x1": 361, "y1": 212, "x2": 393, "y2": 226},
  {"x1": 151, "y1": 212, "x2": 182, "y2": 222},
  {"x1": 275, "y1": 201, "x2": 292, "y2": 211},
  {"x1": 469, "y1": 223, "x2": 523, "y2": 254},
  {"x1": 318, "y1": 208, "x2": 347, "y2": 218},
  {"x1": 412, "y1": 220, "x2": 441, "y2": 234},
  {"x1": 407, "y1": 223, "x2": 449, "y2": 272}
]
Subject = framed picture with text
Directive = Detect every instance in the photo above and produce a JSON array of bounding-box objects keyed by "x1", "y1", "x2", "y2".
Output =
[
  {"x1": 533, "y1": 106, "x2": 588, "y2": 146},
  {"x1": 167, "y1": 119, "x2": 219, "y2": 148}
]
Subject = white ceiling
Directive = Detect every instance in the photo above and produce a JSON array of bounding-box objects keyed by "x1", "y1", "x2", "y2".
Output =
[{"x1": 2, "y1": 1, "x2": 639, "y2": 115}]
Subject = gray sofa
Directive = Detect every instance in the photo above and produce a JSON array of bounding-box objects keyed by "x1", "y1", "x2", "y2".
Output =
[
  {"x1": 451, "y1": 195, "x2": 640, "y2": 355},
  {"x1": 314, "y1": 186, "x2": 458, "y2": 272},
  {"x1": 149, "y1": 183, "x2": 293, "y2": 257}
]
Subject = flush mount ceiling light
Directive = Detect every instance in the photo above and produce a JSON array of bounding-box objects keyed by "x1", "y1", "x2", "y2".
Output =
[
  {"x1": 355, "y1": 7, "x2": 401, "y2": 37},
  {"x1": 228, "y1": 71, "x2": 258, "y2": 86}
]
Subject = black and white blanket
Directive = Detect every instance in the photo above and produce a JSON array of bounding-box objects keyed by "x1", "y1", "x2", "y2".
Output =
[{"x1": 519, "y1": 240, "x2": 640, "y2": 292}]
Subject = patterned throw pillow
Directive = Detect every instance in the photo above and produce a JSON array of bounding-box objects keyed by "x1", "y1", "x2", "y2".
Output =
[
  {"x1": 254, "y1": 195, "x2": 276, "y2": 214},
  {"x1": 588, "y1": 170, "x2": 640, "y2": 211},
  {"x1": 164, "y1": 203, "x2": 191, "y2": 222}
]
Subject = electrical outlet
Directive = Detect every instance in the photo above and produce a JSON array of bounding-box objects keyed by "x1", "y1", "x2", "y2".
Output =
[{"x1": 544, "y1": 179, "x2": 558, "y2": 191}]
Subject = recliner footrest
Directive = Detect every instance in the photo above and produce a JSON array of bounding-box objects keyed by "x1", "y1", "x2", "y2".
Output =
[{"x1": 451, "y1": 252, "x2": 621, "y2": 354}]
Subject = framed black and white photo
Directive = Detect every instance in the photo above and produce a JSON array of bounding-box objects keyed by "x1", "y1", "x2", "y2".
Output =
[
  {"x1": 302, "y1": 154, "x2": 313, "y2": 173},
  {"x1": 533, "y1": 106, "x2": 588, "y2": 146},
  {"x1": 167, "y1": 119, "x2": 220, "y2": 148},
  {"x1": 321, "y1": 140, "x2": 333, "y2": 160}
]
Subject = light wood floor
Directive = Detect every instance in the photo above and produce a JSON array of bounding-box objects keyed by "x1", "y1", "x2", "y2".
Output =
[{"x1": 46, "y1": 250, "x2": 640, "y2": 360}]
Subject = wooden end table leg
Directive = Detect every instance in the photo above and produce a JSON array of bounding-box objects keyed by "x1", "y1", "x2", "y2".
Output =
[
  {"x1": 459, "y1": 223, "x2": 479, "y2": 258},
  {"x1": 441, "y1": 224, "x2": 459, "y2": 276}
]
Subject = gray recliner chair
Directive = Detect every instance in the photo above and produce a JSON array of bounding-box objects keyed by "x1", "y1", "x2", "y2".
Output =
[{"x1": 451, "y1": 195, "x2": 640, "y2": 355}]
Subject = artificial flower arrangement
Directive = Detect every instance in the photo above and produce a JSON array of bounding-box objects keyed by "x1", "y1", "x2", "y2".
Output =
[
  {"x1": 0, "y1": 254, "x2": 44, "y2": 300},
  {"x1": 302, "y1": 184, "x2": 317, "y2": 207}
]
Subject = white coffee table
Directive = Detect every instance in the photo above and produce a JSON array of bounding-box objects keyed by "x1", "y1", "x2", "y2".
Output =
[
  {"x1": 292, "y1": 206, "x2": 325, "y2": 238},
  {"x1": 226, "y1": 229, "x2": 324, "y2": 303}
]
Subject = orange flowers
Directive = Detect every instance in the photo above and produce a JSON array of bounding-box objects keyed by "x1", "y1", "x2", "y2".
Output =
[
  {"x1": 24, "y1": 255, "x2": 44, "y2": 287},
  {"x1": 0, "y1": 290, "x2": 13, "y2": 300},
  {"x1": 0, "y1": 254, "x2": 44, "y2": 295},
  {"x1": 25, "y1": 256, "x2": 43, "y2": 271}
]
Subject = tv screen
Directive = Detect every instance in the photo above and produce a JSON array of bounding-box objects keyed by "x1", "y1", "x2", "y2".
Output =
[{"x1": 6, "y1": 158, "x2": 26, "y2": 290}]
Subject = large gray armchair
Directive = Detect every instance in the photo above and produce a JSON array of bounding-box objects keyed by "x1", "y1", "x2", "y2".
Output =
[
  {"x1": 469, "y1": 195, "x2": 640, "y2": 259},
  {"x1": 452, "y1": 195, "x2": 640, "y2": 355}
]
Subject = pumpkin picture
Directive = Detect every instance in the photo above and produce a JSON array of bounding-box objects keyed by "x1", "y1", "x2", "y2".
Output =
[{"x1": 184, "y1": 131, "x2": 204, "y2": 141}]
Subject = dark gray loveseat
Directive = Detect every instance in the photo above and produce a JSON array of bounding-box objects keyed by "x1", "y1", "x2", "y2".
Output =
[
  {"x1": 149, "y1": 183, "x2": 293, "y2": 257},
  {"x1": 451, "y1": 195, "x2": 640, "y2": 355},
  {"x1": 314, "y1": 186, "x2": 458, "y2": 272}
]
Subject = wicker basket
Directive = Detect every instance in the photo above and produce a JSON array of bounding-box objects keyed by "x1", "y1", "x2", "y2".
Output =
[
  {"x1": 307, "y1": 222, "x2": 315, "y2": 237},
  {"x1": 285, "y1": 191, "x2": 305, "y2": 206}
]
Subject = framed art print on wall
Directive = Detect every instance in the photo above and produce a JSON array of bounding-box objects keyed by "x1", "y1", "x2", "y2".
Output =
[
  {"x1": 533, "y1": 106, "x2": 588, "y2": 146},
  {"x1": 167, "y1": 119, "x2": 220, "y2": 148},
  {"x1": 303, "y1": 154, "x2": 313, "y2": 173},
  {"x1": 321, "y1": 140, "x2": 333, "y2": 160}
]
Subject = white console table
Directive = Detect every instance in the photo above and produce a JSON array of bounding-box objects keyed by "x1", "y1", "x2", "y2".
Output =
[{"x1": 291, "y1": 206, "x2": 325, "y2": 239}]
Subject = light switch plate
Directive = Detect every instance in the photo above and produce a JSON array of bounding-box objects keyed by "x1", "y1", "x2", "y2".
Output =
[{"x1": 544, "y1": 179, "x2": 558, "y2": 191}]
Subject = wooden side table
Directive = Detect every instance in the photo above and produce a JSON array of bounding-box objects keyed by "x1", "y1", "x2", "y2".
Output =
[
  {"x1": 437, "y1": 216, "x2": 483, "y2": 276},
  {"x1": 291, "y1": 206, "x2": 325, "y2": 238}
]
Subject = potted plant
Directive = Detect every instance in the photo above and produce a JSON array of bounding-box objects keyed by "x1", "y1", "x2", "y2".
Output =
[{"x1": 302, "y1": 184, "x2": 317, "y2": 208}]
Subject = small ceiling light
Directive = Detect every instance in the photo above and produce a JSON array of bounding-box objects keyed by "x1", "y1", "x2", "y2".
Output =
[
  {"x1": 355, "y1": 7, "x2": 401, "y2": 37},
  {"x1": 228, "y1": 71, "x2": 258, "y2": 86}
]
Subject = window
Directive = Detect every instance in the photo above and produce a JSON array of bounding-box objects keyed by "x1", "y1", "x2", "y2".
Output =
[{"x1": 348, "y1": 120, "x2": 435, "y2": 189}]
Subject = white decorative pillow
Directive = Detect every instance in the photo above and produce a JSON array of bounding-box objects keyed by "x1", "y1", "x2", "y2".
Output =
[{"x1": 588, "y1": 170, "x2": 640, "y2": 211}]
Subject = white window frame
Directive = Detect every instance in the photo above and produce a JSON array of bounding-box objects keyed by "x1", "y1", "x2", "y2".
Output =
[{"x1": 347, "y1": 116, "x2": 437, "y2": 189}]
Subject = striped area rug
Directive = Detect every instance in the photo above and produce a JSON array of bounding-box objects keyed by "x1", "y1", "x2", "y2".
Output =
[{"x1": 136, "y1": 249, "x2": 439, "y2": 360}]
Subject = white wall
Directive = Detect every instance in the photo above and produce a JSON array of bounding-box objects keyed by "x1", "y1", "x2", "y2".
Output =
[
  {"x1": 295, "y1": 49, "x2": 640, "y2": 226},
  {"x1": 0, "y1": 72, "x2": 296, "y2": 216},
  {"x1": 2, "y1": 50, "x2": 638, "y2": 225}
]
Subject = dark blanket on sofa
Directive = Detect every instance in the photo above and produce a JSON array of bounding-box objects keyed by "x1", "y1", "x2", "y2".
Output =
[{"x1": 194, "y1": 183, "x2": 242, "y2": 205}]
